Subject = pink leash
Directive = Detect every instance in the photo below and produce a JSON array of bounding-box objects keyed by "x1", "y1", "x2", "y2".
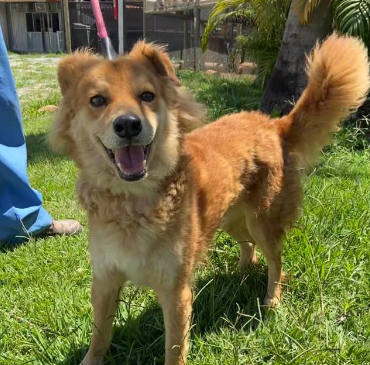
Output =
[{"x1": 90, "y1": 0, "x2": 117, "y2": 59}]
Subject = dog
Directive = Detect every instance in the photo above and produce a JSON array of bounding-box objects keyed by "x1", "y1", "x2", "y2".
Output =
[{"x1": 50, "y1": 34, "x2": 369, "y2": 365}]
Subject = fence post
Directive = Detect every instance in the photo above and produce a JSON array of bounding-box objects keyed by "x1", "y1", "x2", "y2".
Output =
[
  {"x1": 143, "y1": 0, "x2": 147, "y2": 39},
  {"x1": 194, "y1": 3, "x2": 200, "y2": 70},
  {"x1": 118, "y1": 0, "x2": 125, "y2": 53},
  {"x1": 62, "y1": 0, "x2": 72, "y2": 53}
]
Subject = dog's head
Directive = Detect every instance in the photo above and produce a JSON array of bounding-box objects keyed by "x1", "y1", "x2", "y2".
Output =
[{"x1": 50, "y1": 42, "x2": 203, "y2": 189}]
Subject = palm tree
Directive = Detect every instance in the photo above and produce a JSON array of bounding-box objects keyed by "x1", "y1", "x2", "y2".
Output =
[
  {"x1": 259, "y1": 0, "x2": 332, "y2": 114},
  {"x1": 203, "y1": 0, "x2": 370, "y2": 114},
  {"x1": 261, "y1": 0, "x2": 370, "y2": 114}
]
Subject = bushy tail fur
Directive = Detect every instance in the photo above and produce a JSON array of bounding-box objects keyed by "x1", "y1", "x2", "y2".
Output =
[{"x1": 278, "y1": 33, "x2": 370, "y2": 166}]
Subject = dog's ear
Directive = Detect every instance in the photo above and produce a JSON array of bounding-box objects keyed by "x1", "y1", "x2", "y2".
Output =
[
  {"x1": 128, "y1": 41, "x2": 181, "y2": 86},
  {"x1": 58, "y1": 50, "x2": 100, "y2": 96}
]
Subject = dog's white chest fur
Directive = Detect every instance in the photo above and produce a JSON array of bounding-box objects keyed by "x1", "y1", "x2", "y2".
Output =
[{"x1": 89, "y1": 221, "x2": 182, "y2": 290}]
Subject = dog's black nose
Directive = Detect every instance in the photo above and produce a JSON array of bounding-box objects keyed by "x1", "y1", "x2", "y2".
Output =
[{"x1": 113, "y1": 114, "x2": 142, "y2": 139}]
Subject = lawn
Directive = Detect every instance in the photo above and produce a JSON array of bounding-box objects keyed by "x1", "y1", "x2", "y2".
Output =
[{"x1": 1, "y1": 53, "x2": 370, "y2": 365}]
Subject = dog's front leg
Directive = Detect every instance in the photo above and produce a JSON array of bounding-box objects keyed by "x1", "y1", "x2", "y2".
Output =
[
  {"x1": 158, "y1": 284, "x2": 193, "y2": 365},
  {"x1": 81, "y1": 272, "x2": 126, "y2": 365}
]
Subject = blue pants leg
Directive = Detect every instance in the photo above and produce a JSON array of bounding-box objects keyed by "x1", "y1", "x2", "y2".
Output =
[{"x1": 0, "y1": 26, "x2": 52, "y2": 243}]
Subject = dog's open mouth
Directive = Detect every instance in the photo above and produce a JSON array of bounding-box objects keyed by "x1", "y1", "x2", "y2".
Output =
[{"x1": 103, "y1": 144, "x2": 151, "y2": 182}]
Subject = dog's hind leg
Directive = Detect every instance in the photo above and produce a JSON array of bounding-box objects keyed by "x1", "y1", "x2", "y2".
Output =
[
  {"x1": 226, "y1": 224, "x2": 258, "y2": 269},
  {"x1": 259, "y1": 242, "x2": 283, "y2": 308},
  {"x1": 81, "y1": 272, "x2": 126, "y2": 365},
  {"x1": 245, "y1": 213, "x2": 284, "y2": 308},
  {"x1": 157, "y1": 283, "x2": 193, "y2": 365},
  {"x1": 222, "y1": 208, "x2": 258, "y2": 269},
  {"x1": 238, "y1": 240, "x2": 258, "y2": 268}
]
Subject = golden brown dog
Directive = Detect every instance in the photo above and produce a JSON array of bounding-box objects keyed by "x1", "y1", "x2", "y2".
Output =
[{"x1": 50, "y1": 34, "x2": 369, "y2": 365}]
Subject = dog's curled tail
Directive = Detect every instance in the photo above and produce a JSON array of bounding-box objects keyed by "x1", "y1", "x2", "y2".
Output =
[{"x1": 278, "y1": 33, "x2": 370, "y2": 166}]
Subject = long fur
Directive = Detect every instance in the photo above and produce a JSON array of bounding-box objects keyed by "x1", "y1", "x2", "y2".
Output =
[
  {"x1": 51, "y1": 34, "x2": 370, "y2": 365},
  {"x1": 279, "y1": 33, "x2": 370, "y2": 166}
]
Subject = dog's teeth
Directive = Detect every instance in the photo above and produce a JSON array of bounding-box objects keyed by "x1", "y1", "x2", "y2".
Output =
[{"x1": 117, "y1": 163, "x2": 123, "y2": 172}]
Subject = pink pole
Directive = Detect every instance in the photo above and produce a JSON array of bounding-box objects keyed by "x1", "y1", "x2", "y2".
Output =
[{"x1": 90, "y1": 0, "x2": 108, "y2": 39}]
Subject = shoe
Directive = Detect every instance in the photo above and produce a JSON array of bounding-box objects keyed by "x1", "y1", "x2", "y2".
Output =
[{"x1": 43, "y1": 220, "x2": 82, "y2": 237}]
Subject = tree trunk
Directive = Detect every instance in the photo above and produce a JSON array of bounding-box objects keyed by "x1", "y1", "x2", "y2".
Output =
[{"x1": 259, "y1": 0, "x2": 333, "y2": 115}]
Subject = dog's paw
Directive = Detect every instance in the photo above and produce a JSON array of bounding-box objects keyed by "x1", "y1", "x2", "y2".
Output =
[
  {"x1": 263, "y1": 295, "x2": 280, "y2": 308},
  {"x1": 237, "y1": 253, "x2": 258, "y2": 269},
  {"x1": 79, "y1": 356, "x2": 103, "y2": 365}
]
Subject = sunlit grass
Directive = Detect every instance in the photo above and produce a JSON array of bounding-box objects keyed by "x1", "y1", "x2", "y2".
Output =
[{"x1": 0, "y1": 53, "x2": 369, "y2": 365}]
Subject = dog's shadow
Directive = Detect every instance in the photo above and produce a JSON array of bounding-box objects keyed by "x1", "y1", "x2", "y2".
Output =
[
  {"x1": 26, "y1": 132, "x2": 67, "y2": 164},
  {"x1": 60, "y1": 263, "x2": 270, "y2": 365}
]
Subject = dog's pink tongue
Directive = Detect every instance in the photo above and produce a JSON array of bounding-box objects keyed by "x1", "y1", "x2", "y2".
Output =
[{"x1": 114, "y1": 146, "x2": 144, "y2": 174}]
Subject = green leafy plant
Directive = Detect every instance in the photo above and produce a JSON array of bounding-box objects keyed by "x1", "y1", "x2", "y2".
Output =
[
  {"x1": 294, "y1": 0, "x2": 370, "y2": 45},
  {"x1": 202, "y1": 0, "x2": 370, "y2": 88},
  {"x1": 201, "y1": 0, "x2": 254, "y2": 52},
  {"x1": 229, "y1": 32, "x2": 281, "y2": 86},
  {"x1": 201, "y1": 0, "x2": 290, "y2": 86},
  {"x1": 334, "y1": 0, "x2": 370, "y2": 43}
]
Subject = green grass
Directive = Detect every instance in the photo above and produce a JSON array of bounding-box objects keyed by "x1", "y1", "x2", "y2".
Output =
[{"x1": 0, "y1": 53, "x2": 370, "y2": 365}]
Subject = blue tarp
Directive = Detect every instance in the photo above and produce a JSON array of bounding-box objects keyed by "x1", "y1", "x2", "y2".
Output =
[{"x1": 0, "y1": 25, "x2": 52, "y2": 243}]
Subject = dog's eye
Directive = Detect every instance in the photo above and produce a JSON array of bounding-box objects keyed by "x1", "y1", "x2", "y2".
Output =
[
  {"x1": 139, "y1": 92, "x2": 155, "y2": 103},
  {"x1": 90, "y1": 95, "x2": 107, "y2": 108}
]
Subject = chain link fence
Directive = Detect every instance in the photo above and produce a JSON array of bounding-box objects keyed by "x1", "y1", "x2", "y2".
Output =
[{"x1": 144, "y1": 0, "x2": 241, "y2": 72}]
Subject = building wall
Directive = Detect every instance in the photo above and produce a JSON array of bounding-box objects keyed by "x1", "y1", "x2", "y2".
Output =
[
  {"x1": 0, "y1": 3, "x2": 9, "y2": 48},
  {"x1": 5, "y1": 4, "x2": 64, "y2": 53},
  {"x1": 10, "y1": 6, "x2": 28, "y2": 52}
]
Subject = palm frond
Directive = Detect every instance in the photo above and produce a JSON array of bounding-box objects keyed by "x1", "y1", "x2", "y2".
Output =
[
  {"x1": 255, "y1": 50, "x2": 279, "y2": 86},
  {"x1": 201, "y1": 9, "x2": 253, "y2": 51},
  {"x1": 333, "y1": 0, "x2": 370, "y2": 41},
  {"x1": 251, "y1": 0, "x2": 290, "y2": 43},
  {"x1": 209, "y1": 0, "x2": 251, "y2": 19},
  {"x1": 202, "y1": 0, "x2": 289, "y2": 86},
  {"x1": 229, "y1": 31, "x2": 280, "y2": 86},
  {"x1": 292, "y1": 0, "x2": 322, "y2": 24}
]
